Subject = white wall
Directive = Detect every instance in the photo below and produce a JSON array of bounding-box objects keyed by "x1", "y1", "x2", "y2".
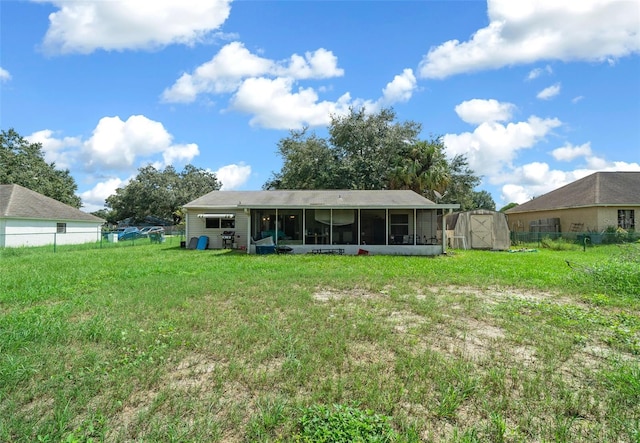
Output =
[{"x1": 1, "y1": 218, "x2": 103, "y2": 247}]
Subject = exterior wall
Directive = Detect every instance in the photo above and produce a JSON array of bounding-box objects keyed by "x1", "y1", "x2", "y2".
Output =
[
  {"x1": 186, "y1": 210, "x2": 249, "y2": 249},
  {"x1": 506, "y1": 206, "x2": 637, "y2": 236},
  {"x1": 0, "y1": 218, "x2": 102, "y2": 247},
  {"x1": 187, "y1": 207, "x2": 445, "y2": 255}
]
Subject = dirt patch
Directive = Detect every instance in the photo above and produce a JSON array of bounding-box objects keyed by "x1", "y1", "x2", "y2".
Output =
[{"x1": 313, "y1": 287, "x2": 386, "y2": 302}]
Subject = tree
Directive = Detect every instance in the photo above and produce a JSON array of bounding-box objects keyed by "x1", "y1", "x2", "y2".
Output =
[
  {"x1": 470, "y1": 190, "x2": 496, "y2": 210},
  {"x1": 264, "y1": 129, "x2": 342, "y2": 190},
  {"x1": 1, "y1": 128, "x2": 81, "y2": 208},
  {"x1": 328, "y1": 107, "x2": 421, "y2": 190},
  {"x1": 499, "y1": 202, "x2": 519, "y2": 212},
  {"x1": 431, "y1": 154, "x2": 480, "y2": 211},
  {"x1": 389, "y1": 138, "x2": 451, "y2": 200},
  {"x1": 265, "y1": 107, "x2": 482, "y2": 205},
  {"x1": 105, "y1": 164, "x2": 221, "y2": 224}
]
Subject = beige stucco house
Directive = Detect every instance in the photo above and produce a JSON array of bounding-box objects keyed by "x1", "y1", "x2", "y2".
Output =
[{"x1": 505, "y1": 171, "x2": 639, "y2": 238}]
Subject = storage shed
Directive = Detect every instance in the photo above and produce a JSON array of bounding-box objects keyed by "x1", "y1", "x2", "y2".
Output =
[{"x1": 446, "y1": 209, "x2": 511, "y2": 250}]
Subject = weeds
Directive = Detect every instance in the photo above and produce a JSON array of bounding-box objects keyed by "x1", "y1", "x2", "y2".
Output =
[{"x1": 0, "y1": 244, "x2": 638, "y2": 442}]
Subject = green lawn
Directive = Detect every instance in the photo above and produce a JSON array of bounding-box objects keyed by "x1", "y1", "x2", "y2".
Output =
[{"x1": 1, "y1": 243, "x2": 638, "y2": 442}]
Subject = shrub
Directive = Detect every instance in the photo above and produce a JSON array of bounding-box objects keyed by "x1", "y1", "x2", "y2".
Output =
[{"x1": 296, "y1": 404, "x2": 398, "y2": 442}]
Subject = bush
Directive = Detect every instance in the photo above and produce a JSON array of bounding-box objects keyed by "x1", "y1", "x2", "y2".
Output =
[{"x1": 297, "y1": 404, "x2": 398, "y2": 442}]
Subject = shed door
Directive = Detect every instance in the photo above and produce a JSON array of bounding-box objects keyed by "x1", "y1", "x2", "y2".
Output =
[{"x1": 470, "y1": 215, "x2": 493, "y2": 249}]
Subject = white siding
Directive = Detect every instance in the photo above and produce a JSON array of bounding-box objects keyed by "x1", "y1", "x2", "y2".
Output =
[
  {"x1": 186, "y1": 210, "x2": 249, "y2": 249},
  {"x1": 1, "y1": 218, "x2": 103, "y2": 247}
]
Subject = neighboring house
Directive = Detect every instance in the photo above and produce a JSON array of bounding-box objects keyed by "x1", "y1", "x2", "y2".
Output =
[
  {"x1": 183, "y1": 190, "x2": 459, "y2": 255},
  {"x1": 0, "y1": 184, "x2": 105, "y2": 248},
  {"x1": 505, "y1": 171, "x2": 639, "y2": 236}
]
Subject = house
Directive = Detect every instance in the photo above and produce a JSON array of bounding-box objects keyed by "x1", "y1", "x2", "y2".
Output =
[
  {"x1": 445, "y1": 210, "x2": 511, "y2": 250},
  {"x1": 0, "y1": 184, "x2": 105, "y2": 248},
  {"x1": 183, "y1": 190, "x2": 459, "y2": 255},
  {"x1": 505, "y1": 171, "x2": 639, "y2": 239}
]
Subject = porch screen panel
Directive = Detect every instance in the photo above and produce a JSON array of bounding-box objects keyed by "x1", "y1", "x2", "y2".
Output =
[
  {"x1": 416, "y1": 209, "x2": 438, "y2": 244},
  {"x1": 331, "y1": 210, "x2": 358, "y2": 245},
  {"x1": 278, "y1": 210, "x2": 303, "y2": 244},
  {"x1": 360, "y1": 209, "x2": 386, "y2": 245},
  {"x1": 305, "y1": 209, "x2": 329, "y2": 245}
]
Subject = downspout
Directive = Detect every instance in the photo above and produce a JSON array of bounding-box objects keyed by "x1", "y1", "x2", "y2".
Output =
[{"x1": 245, "y1": 208, "x2": 251, "y2": 254}]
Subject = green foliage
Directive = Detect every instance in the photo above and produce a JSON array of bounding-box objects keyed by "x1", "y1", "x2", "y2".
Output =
[
  {"x1": 470, "y1": 190, "x2": 496, "y2": 211},
  {"x1": 105, "y1": 164, "x2": 220, "y2": 223},
  {"x1": 265, "y1": 107, "x2": 481, "y2": 204},
  {"x1": 569, "y1": 244, "x2": 640, "y2": 298},
  {"x1": 540, "y1": 236, "x2": 576, "y2": 251},
  {"x1": 499, "y1": 202, "x2": 518, "y2": 212},
  {"x1": 0, "y1": 128, "x2": 81, "y2": 208},
  {"x1": 297, "y1": 404, "x2": 398, "y2": 442}
]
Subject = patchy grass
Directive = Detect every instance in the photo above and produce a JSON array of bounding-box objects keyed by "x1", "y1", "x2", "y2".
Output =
[{"x1": 0, "y1": 244, "x2": 638, "y2": 442}]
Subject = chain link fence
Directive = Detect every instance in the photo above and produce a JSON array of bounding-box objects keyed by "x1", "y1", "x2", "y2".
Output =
[
  {"x1": 0, "y1": 230, "x2": 186, "y2": 253},
  {"x1": 511, "y1": 230, "x2": 639, "y2": 246}
]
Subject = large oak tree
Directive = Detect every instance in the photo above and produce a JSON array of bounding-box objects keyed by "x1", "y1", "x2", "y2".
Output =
[
  {"x1": 265, "y1": 108, "x2": 485, "y2": 209},
  {"x1": 1, "y1": 128, "x2": 81, "y2": 208},
  {"x1": 105, "y1": 164, "x2": 221, "y2": 224}
]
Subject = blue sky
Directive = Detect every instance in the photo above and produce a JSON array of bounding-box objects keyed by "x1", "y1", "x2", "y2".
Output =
[{"x1": 1, "y1": 0, "x2": 639, "y2": 212}]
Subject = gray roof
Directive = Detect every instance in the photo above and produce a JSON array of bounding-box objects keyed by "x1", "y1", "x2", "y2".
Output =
[
  {"x1": 185, "y1": 189, "x2": 457, "y2": 209},
  {"x1": 0, "y1": 184, "x2": 104, "y2": 223},
  {"x1": 506, "y1": 171, "x2": 640, "y2": 213}
]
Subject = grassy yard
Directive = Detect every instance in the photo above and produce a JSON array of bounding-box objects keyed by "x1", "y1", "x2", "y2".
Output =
[{"x1": 0, "y1": 242, "x2": 638, "y2": 442}]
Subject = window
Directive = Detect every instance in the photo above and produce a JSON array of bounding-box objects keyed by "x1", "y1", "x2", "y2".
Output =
[
  {"x1": 205, "y1": 217, "x2": 235, "y2": 229},
  {"x1": 618, "y1": 210, "x2": 635, "y2": 230},
  {"x1": 56, "y1": 223, "x2": 66, "y2": 233}
]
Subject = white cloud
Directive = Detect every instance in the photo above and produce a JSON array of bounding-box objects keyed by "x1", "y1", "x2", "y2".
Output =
[
  {"x1": 454, "y1": 99, "x2": 515, "y2": 125},
  {"x1": 39, "y1": 0, "x2": 232, "y2": 54},
  {"x1": 572, "y1": 96, "x2": 585, "y2": 104},
  {"x1": 82, "y1": 115, "x2": 199, "y2": 170},
  {"x1": 229, "y1": 77, "x2": 353, "y2": 129},
  {"x1": 379, "y1": 69, "x2": 417, "y2": 105},
  {"x1": 551, "y1": 142, "x2": 592, "y2": 161},
  {"x1": 80, "y1": 176, "x2": 129, "y2": 212},
  {"x1": 163, "y1": 40, "x2": 416, "y2": 129},
  {"x1": 162, "y1": 42, "x2": 344, "y2": 103},
  {"x1": 0, "y1": 67, "x2": 11, "y2": 82},
  {"x1": 537, "y1": 83, "x2": 561, "y2": 100},
  {"x1": 443, "y1": 114, "x2": 562, "y2": 176},
  {"x1": 216, "y1": 163, "x2": 252, "y2": 190},
  {"x1": 526, "y1": 65, "x2": 553, "y2": 80},
  {"x1": 284, "y1": 48, "x2": 345, "y2": 80},
  {"x1": 26, "y1": 129, "x2": 81, "y2": 169},
  {"x1": 419, "y1": 0, "x2": 640, "y2": 79}
]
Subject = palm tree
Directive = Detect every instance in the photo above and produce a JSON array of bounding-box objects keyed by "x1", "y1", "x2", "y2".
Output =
[{"x1": 389, "y1": 138, "x2": 451, "y2": 200}]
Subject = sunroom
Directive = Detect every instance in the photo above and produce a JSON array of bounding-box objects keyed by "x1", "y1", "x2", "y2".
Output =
[{"x1": 183, "y1": 190, "x2": 459, "y2": 255}]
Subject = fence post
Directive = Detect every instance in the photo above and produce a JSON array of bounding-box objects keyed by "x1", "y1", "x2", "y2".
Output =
[{"x1": 53, "y1": 232, "x2": 57, "y2": 253}]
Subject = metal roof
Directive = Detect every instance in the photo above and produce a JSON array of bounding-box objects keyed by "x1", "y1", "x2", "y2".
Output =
[
  {"x1": 0, "y1": 184, "x2": 104, "y2": 223},
  {"x1": 184, "y1": 189, "x2": 458, "y2": 210}
]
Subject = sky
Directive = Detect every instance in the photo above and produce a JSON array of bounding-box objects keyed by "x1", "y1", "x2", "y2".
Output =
[{"x1": 1, "y1": 0, "x2": 639, "y2": 213}]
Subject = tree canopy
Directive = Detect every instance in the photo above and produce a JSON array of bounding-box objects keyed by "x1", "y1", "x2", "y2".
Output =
[
  {"x1": 1, "y1": 128, "x2": 81, "y2": 208},
  {"x1": 265, "y1": 108, "x2": 485, "y2": 209},
  {"x1": 105, "y1": 164, "x2": 221, "y2": 224}
]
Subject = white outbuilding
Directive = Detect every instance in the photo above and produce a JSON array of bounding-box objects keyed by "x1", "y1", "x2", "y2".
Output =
[{"x1": 0, "y1": 184, "x2": 105, "y2": 248}]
